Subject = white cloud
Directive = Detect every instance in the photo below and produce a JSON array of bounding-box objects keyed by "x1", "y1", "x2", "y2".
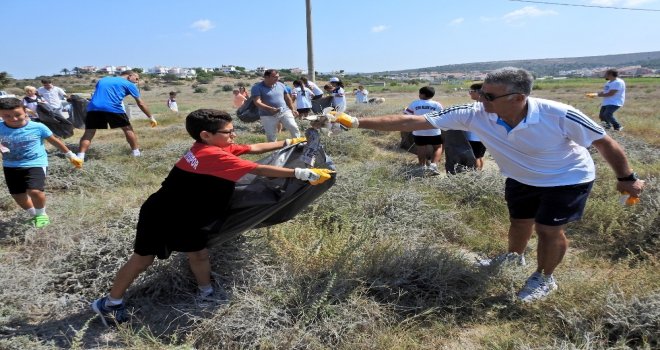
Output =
[
  {"x1": 371, "y1": 25, "x2": 388, "y2": 33},
  {"x1": 191, "y1": 19, "x2": 215, "y2": 32},
  {"x1": 449, "y1": 17, "x2": 464, "y2": 25},
  {"x1": 502, "y1": 6, "x2": 558, "y2": 23}
]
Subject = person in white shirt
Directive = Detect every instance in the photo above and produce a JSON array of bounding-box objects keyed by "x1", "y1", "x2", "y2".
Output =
[
  {"x1": 37, "y1": 79, "x2": 67, "y2": 111},
  {"x1": 328, "y1": 77, "x2": 346, "y2": 112},
  {"x1": 331, "y1": 67, "x2": 645, "y2": 303},
  {"x1": 300, "y1": 76, "x2": 323, "y2": 100},
  {"x1": 292, "y1": 80, "x2": 314, "y2": 119},
  {"x1": 354, "y1": 85, "x2": 369, "y2": 104},
  {"x1": 466, "y1": 83, "x2": 487, "y2": 170},
  {"x1": 594, "y1": 69, "x2": 626, "y2": 131},
  {"x1": 404, "y1": 86, "x2": 443, "y2": 173}
]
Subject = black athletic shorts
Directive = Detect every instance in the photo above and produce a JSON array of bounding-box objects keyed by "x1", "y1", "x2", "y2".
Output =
[
  {"x1": 504, "y1": 178, "x2": 593, "y2": 226},
  {"x1": 297, "y1": 108, "x2": 311, "y2": 114},
  {"x1": 469, "y1": 141, "x2": 487, "y2": 158},
  {"x1": 85, "y1": 111, "x2": 131, "y2": 129},
  {"x1": 3, "y1": 167, "x2": 47, "y2": 194},
  {"x1": 413, "y1": 135, "x2": 443, "y2": 146}
]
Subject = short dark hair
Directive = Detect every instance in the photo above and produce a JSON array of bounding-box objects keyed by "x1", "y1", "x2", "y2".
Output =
[
  {"x1": 185, "y1": 109, "x2": 233, "y2": 143},
  {"x1": 169, "y1": 91, "x2": 177, "y2": 96},
  {"x1": 41, "y1": 79, "x2": 52, "y2": 84},
  {"x1": 419, "y1": 86, "x2": 435, "y2": 99},
  {"x1": 606, "y1": 69, "x2": 618, "y2": 77},
  {"x1": 120, "y1": 70, "x2": 135, "y2": 76},
  {"x1": 264, "y1": 69, "x2": 278, "y2": 77},
  {"x1": 470, "y1": 82, "x2": 483, "y2": 90},
  {"x1": 0, "y1": 97, "x2": 23, "y2": 110}
]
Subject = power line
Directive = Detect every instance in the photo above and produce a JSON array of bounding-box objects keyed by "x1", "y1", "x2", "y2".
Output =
[{"x1": 509, "y1": 0, "x2": 660, "y2": 12}]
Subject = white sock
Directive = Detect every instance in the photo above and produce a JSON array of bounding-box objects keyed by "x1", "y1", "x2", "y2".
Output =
[
  {"x1": 35, "y1": 208, "x2": 46, "y2": 216},
  {"x1": 198, "y1": 284, "x2": 214, "y2": 297},
  {"x1": 105, "y1": 295, "x2": 123, "y2": 307},
  {"x1": 132, "y1": 149, "x2": 141, "y2": 157},
  {"x1": 77, "y1": 152, "x2": 85, "y2": 160},
  {"x1": 26, "y1": 207, "x2": 36, "y2": 216}
]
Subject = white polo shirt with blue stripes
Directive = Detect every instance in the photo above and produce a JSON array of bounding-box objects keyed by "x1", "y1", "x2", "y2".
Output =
[{"x1": 423, "y1": 98, "x2": 606, "y2": 187}]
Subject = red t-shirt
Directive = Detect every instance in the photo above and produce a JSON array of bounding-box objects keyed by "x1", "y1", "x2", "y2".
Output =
[{"x1": 174, "y1": 142, "x2": 258, "y2": 182}]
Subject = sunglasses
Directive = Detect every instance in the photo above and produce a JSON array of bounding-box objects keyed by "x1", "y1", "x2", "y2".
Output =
[
  {"x1": 215, "y1": 129, "x2": 236, "y2": 134},
  {"x1": 478, "y1": 90, "x2": 521, "y2": 102}
]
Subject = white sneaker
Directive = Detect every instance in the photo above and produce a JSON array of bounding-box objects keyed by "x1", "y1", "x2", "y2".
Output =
[
  {"x1": 428, "y1": 163, "x2": 440, "y2": 175},
  {"x1": 517, "y1": 272, "x2": 558, "y2": 302},
  {"x1": 476, "y1": 252, "x2": 526, "y2": 268},
  {"x1": 131, "y1": 149, "x2": 142, "y2": 157}
]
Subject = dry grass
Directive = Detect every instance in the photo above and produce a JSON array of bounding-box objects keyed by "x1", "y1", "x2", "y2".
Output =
[{"x1": 0, "y1": 76, "x2": 658, "y2": 349}]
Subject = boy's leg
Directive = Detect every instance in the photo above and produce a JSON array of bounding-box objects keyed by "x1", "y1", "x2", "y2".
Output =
[
  {"x1": 109, "y1": 253, "x2": 155, "y2": 299},
  {"x1": 431, "y1": 144, "x2": 443, "y2": 165},
  {"x1": 415, "y1": 145, "x2": 427, "y2": 166},
  {"x1": 11, "y1": 193, "x2": 33, "y2": 210},
  {"x1": 26, "y1": 188, "x2": 46, "y2": 210},
  {"x1": 186, "y1": 249, "x2": 211, "y2": 287}
]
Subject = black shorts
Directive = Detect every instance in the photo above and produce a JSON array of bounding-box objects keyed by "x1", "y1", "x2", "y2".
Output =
[
  {"x1": 3, "y1": 167, "x2": 47, "y2": 194},
  {"x1": 85, "y1": 111, "x2": 131, "y2": 129},
  {"x1": 413, "y1": 135, "x2": 443, "y2": 146},
  {"x1": 133, "y1": 191, "x2": 215, "y2": 259},
  {"x1": 469, "y1": 141, "x2": 487, "y2": 158},
  {"x1": 505, "y1": 178, "x2": 594, "y2": 226},
  {"x1": 297, "y1": 108, "x2": 311, "y2": 114}
]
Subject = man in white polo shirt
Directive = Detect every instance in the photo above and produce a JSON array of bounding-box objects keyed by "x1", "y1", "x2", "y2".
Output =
[
  {"x1": 37, "y1": 79, "x2": 68, "y2": 111},
  {"x1": 330, "y1": 67, "x2": 645, "y2": 302},
  {"x1": 595, "y1": 68, "x2": 626, "y2": 131}
]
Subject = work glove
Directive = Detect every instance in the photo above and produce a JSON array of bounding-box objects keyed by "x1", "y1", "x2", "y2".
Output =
[
  {"x1": 149, "y1": 117, "x2": 158, "y2": 127},
  {"x1": 619, "y1": 191, "x2": 641, "y2": 206},
  {"x1": 326, "y1": 111, "x2": 359, "y2": 128},
  {"x1": 294, "y1": 168, "x2": 335, "y2": 185},
  {"x1": 64, "y1": 151, "x2": 83, "y2": 169},
  {"x1": 285, "y1": 137, "x2": 307, "y2": 146},
  {"x1": 585, "y1": 92, "x2": 598, "y2": 98}
]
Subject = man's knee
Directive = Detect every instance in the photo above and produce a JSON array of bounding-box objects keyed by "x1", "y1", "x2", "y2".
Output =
[{"x1": 187, "y1": 249, "x2": 209, "y2": 263}]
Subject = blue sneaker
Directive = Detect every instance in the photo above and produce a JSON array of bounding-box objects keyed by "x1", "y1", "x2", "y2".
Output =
[{"x1": 91, "y1": 297, "x2": 127, "y2": 326}]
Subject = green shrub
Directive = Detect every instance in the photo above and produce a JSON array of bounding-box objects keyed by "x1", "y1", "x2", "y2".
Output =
[
  {"x1": 222, "y1": 84, "x2": 233, "y2": 92},
  {"x1": 194, "y1": 86, "x2": 207, "y2": 93}
]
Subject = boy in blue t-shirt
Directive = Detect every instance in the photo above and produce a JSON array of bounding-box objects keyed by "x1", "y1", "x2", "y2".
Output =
[{"x1": 0, "y1": 98, "x2": 83, "y2": 228}]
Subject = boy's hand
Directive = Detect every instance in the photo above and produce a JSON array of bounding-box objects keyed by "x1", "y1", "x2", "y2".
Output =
[
  {"x1": 149, "y1": 117, "x2": 158, "y2": 127},
  {"x1": 64, "y1": 151, "x2": 83, "y2": 169},
  {"x1": 326, "y1": 111, "x2": 359, "y2": 128},
  {"x1": 585, "y1": 92, "x2": 598, "y2": 98},
  {"x1": 285, "y1": 137, "x2": 307, "y2": 146},
  {"x1": 294, "y1": 168, "x2": 335, "y2": 185}
]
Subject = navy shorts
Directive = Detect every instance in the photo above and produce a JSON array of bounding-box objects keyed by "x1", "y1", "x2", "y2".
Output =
[
  {"x1": 413, "y1": 135, "x2": 443, "y2": 146},
  {"x1": 469, "y1": 141, "x2": 487, "y2": 158},
  {"x1": 85, "y1": 111, "x2": 131, "y2": 129},
  {"x1": 3, "y1": 167, "x2": 47, "y2": 194},
  {"x1": 505, "y1": 178, "x2": 593, "y2": 226}
]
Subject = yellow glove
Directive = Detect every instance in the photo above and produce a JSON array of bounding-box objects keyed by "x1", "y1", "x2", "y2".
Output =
[
  {"x1": 285, "y1": 137, "x2": 307, "y2": 146},
  {"x1": 619, "y1": 191, "x2": 641, "y2": 206},
  {"x1": 585, "y1": 93, "x2": 598, "y2": 98},
  {"x1": 294, "y1": 168, "x2": 335, "y2": 185},
  {"x1": 149, "y1": 117, "x2": 158, "y2": 127},
  {"x1": 326, "y1": 111, "x2": 359, "y2": 128},
  {"x1": 64, "y1": 151, "x2": 83, "y2": 169}
]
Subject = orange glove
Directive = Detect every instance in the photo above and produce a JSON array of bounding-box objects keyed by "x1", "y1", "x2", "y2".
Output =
[
  {"x1": 326, "y1": 111, "x2": 359, "y2": 128},
  {"x1": 149, "y1": 117, "x2": 158, "y2": 127},
  {"x1": 585, "y1": 93, "x2": 598, "y2": 98},
  {"x1": 619, "y1": 191, "x2": 640, "y2": 206},
  {"x1": 64, "y1": 151, "x2": 83, "y2": 169},
  {"x1": 285, "y1": 137, "x2": 307, "y2": 146}
]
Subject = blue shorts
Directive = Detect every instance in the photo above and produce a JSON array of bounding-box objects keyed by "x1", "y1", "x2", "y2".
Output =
[{"x1": 504, "y1": 178, "x2": 593, "y2": 226}]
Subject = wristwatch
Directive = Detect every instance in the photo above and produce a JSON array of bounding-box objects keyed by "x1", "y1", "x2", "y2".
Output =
[{"x1": 617, "y1": 172, "x2": 639, "y2": 181}]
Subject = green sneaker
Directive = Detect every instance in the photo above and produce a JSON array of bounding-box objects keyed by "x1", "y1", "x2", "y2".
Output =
[{"x1": 32, "y1": 214, "x2": 50, "y2": 228}]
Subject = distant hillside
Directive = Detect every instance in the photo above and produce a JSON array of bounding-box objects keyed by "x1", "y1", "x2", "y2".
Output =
[{"x1": 380, "y1": 51, "x2": 660, "y2": 76}]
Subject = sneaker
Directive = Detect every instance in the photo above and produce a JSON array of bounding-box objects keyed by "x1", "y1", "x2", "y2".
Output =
[
  {"x1": 91, "y1": 297, "x2": 127, "y2": 327},
  {"x1": 517, "y1": 272, "x2": 558, "y2": 302},
  {"x1": 476, "y1": 252, "x2": 526, "y2": 268},
  {"x1": 32, "y1": 214, "x2": 50, "y2": 229},
  {"x1": 131, "y1": 149, "x2": 142, "y2": 157},
  {"x1": 614, "y1": 126, "x2": 624, "y2": 131},
  {"x1": 601, "y1": 122, "x2": 612, "y2": 130},
  {"x1": 428, "y1": 163, "x2": 440, "y2": 175},
  {"x1": 196, "y1": 287, "x2": 229, "y2": 305}
]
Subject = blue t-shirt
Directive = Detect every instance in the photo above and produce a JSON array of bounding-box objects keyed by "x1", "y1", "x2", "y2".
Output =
[
  {"x1": 0, "y1": 121, "x2": 53, "y2": 167},
  {"x1": 87, "y1": 76, "x2": 141, "y2": 113},
  {"x1": 250, "y1": 82, "x2": 290, "y2": 117}
]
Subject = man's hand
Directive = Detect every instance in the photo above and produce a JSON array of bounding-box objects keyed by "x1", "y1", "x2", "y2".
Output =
[
  {"x1": 616, "y1": 179, "x2": 645, "y2": 198},
  {"x1": 294, "y1": 168, "x2": 335, "y2": 185},
  {"x1": 585, "y1": 92, "x2": 598, "y2": 98},
  {"x1": 149, "y1": 117, "x2": 158, "y2": 127},
  {"x1": 326, "y1": 111, "x2": 359, "y2": 128},
  {"x1": 64, "y1": 151, "x2": 83, "y2": 169},
  {"x1": 285, "y1": 137, "x2": 307, "y2": 146}
]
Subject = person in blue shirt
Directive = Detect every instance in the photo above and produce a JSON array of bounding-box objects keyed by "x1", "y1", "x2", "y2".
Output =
[
  {"x1": 77, "y1": 70, "x2": 157, "y2": 160},
  {"x1": 0, "y1": 98, "x2": 82, "y2": 228}
]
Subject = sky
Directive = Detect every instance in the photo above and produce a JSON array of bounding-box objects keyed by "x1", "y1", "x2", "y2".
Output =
[{"x1": 2, "y1": 0, "x2": 660, "y2": 79}]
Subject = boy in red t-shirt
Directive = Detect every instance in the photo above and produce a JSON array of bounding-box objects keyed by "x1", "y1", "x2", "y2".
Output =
[{"x1": 91, "y1": 109, "x2": 333, "y2": 326}]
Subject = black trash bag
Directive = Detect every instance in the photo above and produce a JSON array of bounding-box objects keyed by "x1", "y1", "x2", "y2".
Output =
[
  {"x1": 443, "y1": 130, "x2": 476, "y2": 174},
  {"x1": 36, "y1": 103, "x2": 74, "y2": 139},
  {"x1": 236, "y1": 96, "x2": 260, "y2": 123},
  {"x1": 67, "y1": 95, "x2": 88, "y2": 129},
  {"x1": 311, "y1": 96, "x2": 333, "y2": 114},
  {"x1": 206, "y1": 129, "x2": 336, "y2": 246}
]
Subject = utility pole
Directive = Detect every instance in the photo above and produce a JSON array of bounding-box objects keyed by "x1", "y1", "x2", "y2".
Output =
[{"x1": 306, "y1": 0, "x2": 315, "y2": 82}]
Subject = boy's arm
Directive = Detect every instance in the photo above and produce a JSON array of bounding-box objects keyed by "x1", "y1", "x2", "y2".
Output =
[
  {"x1": 45, "y1": 135, "x2": 83, "y2": 168},
  {"x1": 247, "y1": 137, "x2": 307, "y2": 154}
]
